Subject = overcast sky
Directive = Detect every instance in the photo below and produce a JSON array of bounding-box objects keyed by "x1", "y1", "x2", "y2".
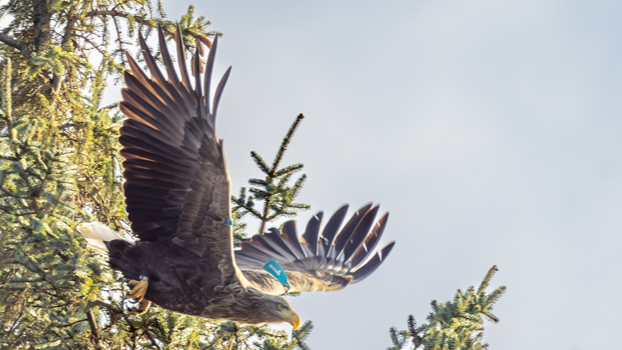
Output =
[{"x1": 103, "y1": 1, "x2": 622, "y2": 349}]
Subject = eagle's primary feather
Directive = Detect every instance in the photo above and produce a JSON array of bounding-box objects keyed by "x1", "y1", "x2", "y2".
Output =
[{"x1": 79, "y1": 26, "x2": 394, "y2": 327}]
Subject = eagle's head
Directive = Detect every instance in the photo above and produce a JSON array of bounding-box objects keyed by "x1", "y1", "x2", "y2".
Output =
[
  {"x1": 263, "y1": 294, "x2": 301, "y2": 329},
  {"x1": 238, "y1": 290, "x2": 300, "y2": 329}
]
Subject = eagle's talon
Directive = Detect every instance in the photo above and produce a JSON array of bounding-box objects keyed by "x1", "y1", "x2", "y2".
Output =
[
  {"x1": 131, "y1": 299, "x2": 151, "y2": 315},
  {"x1": 125, "y1": 279, "x2": 149, "y2": 302}
]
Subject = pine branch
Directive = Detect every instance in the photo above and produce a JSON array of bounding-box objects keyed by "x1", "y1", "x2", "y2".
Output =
[
  {"x1": 250, "y1": 152, "x2": 270, "y2": 174},
  {"x1": 291, "y1": 174, "x2": 307, "y2": 200},
  {"x1": 274, "y1": 163, "x2": 303, "y2": 177},
  {"x1": 270, "y1": 114, "x2": 304, "y2": 174},
  {"x1": 0, "y1": 33, "x2": 30, "y2": 57},
  {"x1": 476, "y1": 265, "x2": 498, "y2": 295}
]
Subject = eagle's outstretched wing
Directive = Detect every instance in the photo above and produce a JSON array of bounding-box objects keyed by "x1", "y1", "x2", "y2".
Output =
[
  {"x1": 119, "y1": 26, "x2": 239, "y2": 281},
  {"x1": 235, "y1": 204, "x2": 395, "y2": 294}
]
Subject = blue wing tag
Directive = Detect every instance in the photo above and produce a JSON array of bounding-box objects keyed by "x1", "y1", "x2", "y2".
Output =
[{"x1": 263, "y1": 259, "x2": 290, "y2": 292}]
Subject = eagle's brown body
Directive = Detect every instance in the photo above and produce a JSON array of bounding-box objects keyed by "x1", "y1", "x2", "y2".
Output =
[{"x1": 109, "y1": 238, "x2": 289, "y2": 324}]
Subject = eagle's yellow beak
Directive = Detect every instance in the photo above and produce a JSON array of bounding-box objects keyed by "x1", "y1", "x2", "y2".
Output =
[{"x1": 280, "y1": 309, "x2": 301, "y2": 330}]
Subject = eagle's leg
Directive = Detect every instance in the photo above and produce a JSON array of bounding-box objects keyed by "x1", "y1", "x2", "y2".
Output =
[
  {"x1": 126, "y1": 278, "x2": 149, "y2": 302},
  {"x1": 131, "y1": 299, "x2": 151, "y2": 315},
  {"x1": 126, "y1": 278, "x2": 151, "y2": 315}
]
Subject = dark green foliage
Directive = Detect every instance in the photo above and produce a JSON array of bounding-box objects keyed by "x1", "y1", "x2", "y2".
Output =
[
  {"x1": 232, "y1": 114, "x2": 311, "y2": 236},
  {"x1": 0, "y1": 56, "x2": 106, "y2": 349},
  {"x1": 388, "y1": 266, "x2": 506, "y2": 350}
]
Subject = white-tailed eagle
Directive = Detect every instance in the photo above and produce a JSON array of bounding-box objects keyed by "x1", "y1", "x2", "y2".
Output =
[{"x1": 79, "y1": 26, "x2": 395, "y2": 329}]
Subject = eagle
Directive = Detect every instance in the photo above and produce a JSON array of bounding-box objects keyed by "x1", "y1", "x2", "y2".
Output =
[{"x1": 78, "y1": 26, "x2": 395, "y2": 329}]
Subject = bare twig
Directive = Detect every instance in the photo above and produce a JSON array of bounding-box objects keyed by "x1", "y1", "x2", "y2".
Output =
[{"x1": 85, "y1": 10, "x2": 154, "y2": 27}]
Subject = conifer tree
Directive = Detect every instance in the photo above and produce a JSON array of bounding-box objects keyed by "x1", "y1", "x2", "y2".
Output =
[
  {"x1": 232, "y1": 114, "x2": 310, "y2": 237},
  {"x1": 388, "y1": 266, "x2": 506, "y2": 350}
]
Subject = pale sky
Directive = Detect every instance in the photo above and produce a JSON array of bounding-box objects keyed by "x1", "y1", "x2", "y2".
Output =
[{"x1": 105, "y1": 1, "x2": 622, "y2": 349}]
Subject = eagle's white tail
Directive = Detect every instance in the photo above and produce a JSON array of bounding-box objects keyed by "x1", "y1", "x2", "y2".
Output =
[{"x1": 78, "y1": 222, "x2": 129, "y2": 256}]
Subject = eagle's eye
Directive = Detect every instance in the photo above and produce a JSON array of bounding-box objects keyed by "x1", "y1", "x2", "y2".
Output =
[{"x1": 277, "y1": 304, "x2": 286, "y2": 310}]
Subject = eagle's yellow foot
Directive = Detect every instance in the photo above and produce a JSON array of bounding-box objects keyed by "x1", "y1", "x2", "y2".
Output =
[
  {"x1": 126, "y1": 279, "x2": 149, "y2": 302},
  {"x1": 131, "y1": 299, "x2": 151, "y2": 315}
]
